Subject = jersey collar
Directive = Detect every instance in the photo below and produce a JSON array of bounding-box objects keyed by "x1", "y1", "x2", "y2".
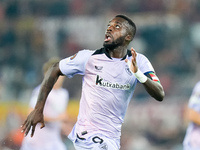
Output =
[{"x1": 103, "y1": 48, "x2": 129, "y2": 61}]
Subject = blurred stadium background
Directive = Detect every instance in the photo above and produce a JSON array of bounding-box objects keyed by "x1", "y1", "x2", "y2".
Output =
[{"x1": 0, "y1": 0, "x2": 200, "y2": 150}]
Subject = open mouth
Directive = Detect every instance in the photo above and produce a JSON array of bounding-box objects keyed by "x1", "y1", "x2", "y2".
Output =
[{"x1": 104, "y1": 33, "x2": 112, "y2": 42}]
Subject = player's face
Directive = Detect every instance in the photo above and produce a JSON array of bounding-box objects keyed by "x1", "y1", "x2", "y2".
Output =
[{"x1": 103, "y1": 17, "x2": 129, "y2": 50}]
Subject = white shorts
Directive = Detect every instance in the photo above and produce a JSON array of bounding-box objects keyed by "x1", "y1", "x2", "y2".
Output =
[{"x1": 73, "y1": 133, "x2": 120, "y2": 150}]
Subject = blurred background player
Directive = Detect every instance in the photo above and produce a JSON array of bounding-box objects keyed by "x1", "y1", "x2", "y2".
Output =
[
  {"x1": 20, "y1": 57, "x2": 70, "y2": 150},
  {"x1": 183, "y1": 81, "x2": 200, "y2": 150}
]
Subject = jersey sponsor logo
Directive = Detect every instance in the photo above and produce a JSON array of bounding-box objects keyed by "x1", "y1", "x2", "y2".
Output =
[
  {"x1": 96, "y1": 75, "x2": 130, "y2": 90},
  {"x1": 125, "y1": 67, "x2": 133, "y2": 76}
]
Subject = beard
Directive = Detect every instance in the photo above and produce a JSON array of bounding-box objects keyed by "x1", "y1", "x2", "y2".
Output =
[{"x1": 103, "y1": 36, "x2": 124, "y2": 50}]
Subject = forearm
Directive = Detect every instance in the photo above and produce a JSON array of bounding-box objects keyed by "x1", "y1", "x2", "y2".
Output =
[
  {"x1": 35, "y1": 63, "x2": 62, "y2": 111},
  {"x1": 126, "y1": 56, "x2": 165, "y2": 101},
  {"x1": 143, "y1": 78, "x2": 165, "y2": 101},
  {"x1": 132, "y1": 68, "x2": 165, "y2": 101},
  {"x1": 35, "y1": 77, "x2": 58, "y2": 111}
]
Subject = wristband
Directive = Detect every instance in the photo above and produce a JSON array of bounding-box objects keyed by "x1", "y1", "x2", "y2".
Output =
[
  {"x1": 134, "y1": 69, "x2": 147, "y2": 83},
  {"x1": 126, "y1": 60, "x2": 147, "y2": 83}
]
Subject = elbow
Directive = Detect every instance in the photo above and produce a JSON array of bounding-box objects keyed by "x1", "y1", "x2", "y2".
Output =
[{"x1": 155, "y1": 91, "x2": 165, "y2": 102}]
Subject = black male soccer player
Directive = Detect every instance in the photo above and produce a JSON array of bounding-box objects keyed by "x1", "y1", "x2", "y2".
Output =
[{"x1": 21, "y1": 14, "x2": 164, "y2": 150}]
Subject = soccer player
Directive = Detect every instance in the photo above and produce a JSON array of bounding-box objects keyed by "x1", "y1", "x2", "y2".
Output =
[
  {"x1": 183, "y1": 81, "x2": 200, "y2": 150},
  {"x1": 20, "y1": 58, "x2": 69, "y2": 150},
  {"x1": 21, "y1": 14, "x2": 165, "y2": 150}
]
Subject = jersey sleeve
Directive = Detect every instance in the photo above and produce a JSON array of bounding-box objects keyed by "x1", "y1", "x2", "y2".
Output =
[
  {"x1": 137, "y1": 53, "x2": 155, "y2": 74},
  {"x1": 188, "y1": 82, "x2": 200, "y2": 111},
  {"x1": 59, "y1": 50, "x2": 93, "y2": 78}
]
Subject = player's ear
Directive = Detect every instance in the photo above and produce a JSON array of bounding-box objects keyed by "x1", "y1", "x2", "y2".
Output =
[{"x1": 125, "y1": 34, "x2": 132, "y2": 42}]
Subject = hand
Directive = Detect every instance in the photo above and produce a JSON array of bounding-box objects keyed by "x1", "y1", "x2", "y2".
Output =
[
  {"x1": 21, "y1": 109, "x2": 45, "y2": 137},
  {"x1": 125, "y1": 47, "x2": 138, "y2": 73}
]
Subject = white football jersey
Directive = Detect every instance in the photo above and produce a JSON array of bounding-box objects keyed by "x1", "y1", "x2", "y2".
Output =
[{"x1": 59, "y1": 48, "x2": 155, "y2": 141}]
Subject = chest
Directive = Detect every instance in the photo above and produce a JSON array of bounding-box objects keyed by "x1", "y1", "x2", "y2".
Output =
[{"x1": 85, "y1": 55, "x2": 136, "y2": 87}]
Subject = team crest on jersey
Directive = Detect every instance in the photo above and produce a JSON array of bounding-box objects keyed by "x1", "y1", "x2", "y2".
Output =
[{"x1": 125, "y1": 67, "x2": 133, "y2": 76}]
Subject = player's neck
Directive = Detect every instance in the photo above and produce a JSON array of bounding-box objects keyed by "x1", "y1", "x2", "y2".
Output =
[{"x1": 108, "y1": 46, "x2": 127, "y2": 58}]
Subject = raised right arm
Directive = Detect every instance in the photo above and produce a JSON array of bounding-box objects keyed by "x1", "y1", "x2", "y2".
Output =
[{"x1": 21, "y1": 62, "x2": 63, "y2": 137}]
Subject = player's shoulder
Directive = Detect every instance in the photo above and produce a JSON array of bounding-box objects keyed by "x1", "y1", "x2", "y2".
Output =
[
  {"x1": 127, "y1": 49, "x2": 148, "y2": 60},
  {"x1": 82, "y1": 48, "x2": 109, "y2": 59},
  {"x1": 76, "y1": 49, "x2": 105, "y2": 60},
  {"x1": 68, "y1": 49, "x2": 95, "y2": 62},
  {"x1": 92, "y1": 47, "x2": 105, "y2": 55},
  {"x1": 78, "y1": 49, "x2": 95, "y2": 56}
]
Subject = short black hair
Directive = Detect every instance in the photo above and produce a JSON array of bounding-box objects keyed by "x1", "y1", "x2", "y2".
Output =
[{"x1": 115, "y1": 14, "x2": 136, "y2": 40}]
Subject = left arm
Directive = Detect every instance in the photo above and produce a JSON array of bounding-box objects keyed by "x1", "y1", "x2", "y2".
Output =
[
  {"x1": 125, "y1": 47, "x2": 165, "y2": 101},
  {"x1": 142, "y1": 77, "x2": 164, "y2": 101}
]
